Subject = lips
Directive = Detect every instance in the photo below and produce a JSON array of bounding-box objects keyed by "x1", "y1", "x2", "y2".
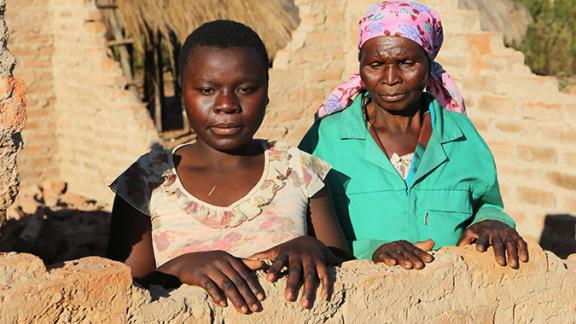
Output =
[
  {"x1": 209, "y1": 122, "x2": 243, "y2": 136},
  {"x1": 378, "y1": 93, "x2": 406, "y2": 102}
]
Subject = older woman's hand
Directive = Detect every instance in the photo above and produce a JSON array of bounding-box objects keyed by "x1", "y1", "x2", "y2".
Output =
[
  {"x1": 372, "y1": 239, "x2": 435, "y2": 269},
  {"x1": 457, "y1": 220, "x2": 529, "y2": 269}
]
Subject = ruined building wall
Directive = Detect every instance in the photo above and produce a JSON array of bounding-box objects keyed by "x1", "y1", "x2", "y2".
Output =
[
  {"x1": 49, "y1": 0, "x2": 158, "y2": 205},
  {"x1": 263, "y1": 0, "x2": 576, "y2": 239},
  {"x1": 0, "y1": 243, "x2": 574, "y2": 323},
  {"x1": 6, "y1": 0, "x2": 57, "y2": 188},
  {"x1": 6, "y1": 0, "x2": 159, "y2": 206},
  {"x1": 0, "y1": 0, "x2": 25, "y2": 226}
]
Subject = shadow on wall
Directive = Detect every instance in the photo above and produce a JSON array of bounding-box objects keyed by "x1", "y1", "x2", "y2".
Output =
[
  {"x1": 1, "y1": 210, "x2": 574, "y2": 265},
  {"x1": 539, "y1": 214, "x2": 576, "y2": 259},
  {"x1": 0, "y1": 208, "x2": 110, "y2": 264}
]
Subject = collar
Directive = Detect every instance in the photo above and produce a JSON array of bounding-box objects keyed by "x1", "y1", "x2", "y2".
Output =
[{"x1": 337, "y1": 91, "x2": 464, "y2": 144}]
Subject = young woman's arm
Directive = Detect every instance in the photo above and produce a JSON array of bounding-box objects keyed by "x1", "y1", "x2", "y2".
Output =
[
  {"x1": 106, "y1": 195, "x2": 265, "y2": 314},
  {"x1": 106, "y1": 195, "x2": 155, "y2": 278},
  {"x1": 308, "y1": 187, "x2": 352, "y2": 258}
]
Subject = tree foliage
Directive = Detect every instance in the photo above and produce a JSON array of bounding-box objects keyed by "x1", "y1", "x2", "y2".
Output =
[{"x1": 512, "y1": 0, "x2": 576, "y2": 77}]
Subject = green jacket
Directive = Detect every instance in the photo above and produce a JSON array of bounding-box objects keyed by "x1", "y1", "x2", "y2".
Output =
[{"x1": 299, "y1": 93, "x2": 515, "y2": 259}]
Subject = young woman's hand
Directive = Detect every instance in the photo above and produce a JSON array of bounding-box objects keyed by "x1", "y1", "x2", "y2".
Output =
[
  {"x1": 158, "y1": 251, "x2": 265, "y2": 314},
  {"x1": 372, "y1": 239, "x2": 435, "y2": 269},
  {"x1": 457, "y1": 220, "x2": 529, "y2": 269},
  {"x1": 247, "y1": 236, "x2": 339, "y2": 309}
]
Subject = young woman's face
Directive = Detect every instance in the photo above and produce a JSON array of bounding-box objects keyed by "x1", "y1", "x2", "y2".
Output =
[
  {"x1": 181, "y1": 46, "x2": 268, "y2": 153},
  {"x1": 360, "y1": 36, "x2": 429, "y2": 113}
]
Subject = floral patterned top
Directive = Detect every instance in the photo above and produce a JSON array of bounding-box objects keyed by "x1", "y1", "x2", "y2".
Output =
[
  {"x1": 110, "y1": 140, "x2": 331, "y2": 266},
  {"x1": 390, "y1": 152, "x2": 414, "y2": 180}
]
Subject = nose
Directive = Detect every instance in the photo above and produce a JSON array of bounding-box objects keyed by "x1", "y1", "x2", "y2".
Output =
[
  {"x1": 382, "y1": 64, "x2": 401, "y2": 86},
  {"x1": 214, "y1": 90, "x2": 241, "y2": 114}
]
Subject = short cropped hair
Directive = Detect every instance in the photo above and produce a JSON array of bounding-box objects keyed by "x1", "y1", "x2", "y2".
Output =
[{"x1": 178, "y1": 20, "x2": 270, "y2": 79}]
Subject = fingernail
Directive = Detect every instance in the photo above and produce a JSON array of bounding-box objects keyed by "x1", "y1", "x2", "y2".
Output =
[
  {"x1": 220, "y1": 301, "x2": 227, "y2": 307},
  {"x1": 241, "y1": 306, "x2": 248, "y2": 313},
  {"x1": 257, "y1": 293, "x2": 265, "y2": 301},
  {"x1": 302, "y1": 298, "x2": 310, "y2": 308},
  {"x1": 251, "y1": 303, "x2": 259, "y2": 311},
  {"x1": 286, "y1": 292, "x2": 293, "y2": 301}
]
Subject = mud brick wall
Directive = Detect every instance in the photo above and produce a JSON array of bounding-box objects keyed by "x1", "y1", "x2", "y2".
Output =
[
  {"x1": 5, "y1": 0, "x2": 55, "y2": 189},
  {"x1": 0, "y1": 0, "x2": 25, "y2": 227},
  {"x1": 0, "y1": 243, "x2": 574, "y2": 323},
  {"x1": 6, "y1": 0, "x2": 159, "y2": 205}
]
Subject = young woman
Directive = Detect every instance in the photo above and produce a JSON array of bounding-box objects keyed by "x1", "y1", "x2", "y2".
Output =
[{"x1": 106, "y1": 20, "x2": 350, "y2": 314}]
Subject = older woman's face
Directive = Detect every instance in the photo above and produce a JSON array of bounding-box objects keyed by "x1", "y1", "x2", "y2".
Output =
[{"x1": 360, "y1": 36, "x2": 429, "y2": 113}]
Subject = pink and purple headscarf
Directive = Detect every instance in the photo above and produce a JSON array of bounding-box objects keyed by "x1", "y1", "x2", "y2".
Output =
[{"x1": 317, "y1": 1, "x2": 466, "y2": 118}]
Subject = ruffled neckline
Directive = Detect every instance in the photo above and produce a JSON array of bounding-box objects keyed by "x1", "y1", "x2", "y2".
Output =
[{"x1": 163, "y1": 140, "x2": 293, "y2": 229}]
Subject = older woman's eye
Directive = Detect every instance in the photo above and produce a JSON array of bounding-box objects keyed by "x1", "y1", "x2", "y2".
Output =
[
  {"x1": 238, "y1": 86, "x2": 257, "y2": 94},
  {"x1": 198, "y1": 88, "x2": 214, "y2": 95},
  {"x1": 400, "y1": 60, "x2": 416, "y2": 67},
  {"x1": 369, "y1": 62, "x2": 383, "y2": 68}
]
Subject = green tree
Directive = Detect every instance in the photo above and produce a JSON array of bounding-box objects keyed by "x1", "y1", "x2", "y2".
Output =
[{"x1": 513, "y1": 0, "x2": 576, "y2": 78}]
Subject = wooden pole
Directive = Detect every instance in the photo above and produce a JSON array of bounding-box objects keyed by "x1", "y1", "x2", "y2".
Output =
[
  {"x1": 153, "y1": 31, "x2": 164, "y2": 132},
  {"x1": 97, "y1": 0, "x2": 138, "y2": 96}
]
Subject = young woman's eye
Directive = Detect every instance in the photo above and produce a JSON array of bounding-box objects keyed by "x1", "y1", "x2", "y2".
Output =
[
  {"x1": 238, "y1": 86, "x2": 257, "y2": 94},
  {"x1": 199, "y1": 88, "x2": 214, "y2": 95}
]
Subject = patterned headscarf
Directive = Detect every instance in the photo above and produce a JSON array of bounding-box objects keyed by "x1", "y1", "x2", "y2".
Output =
[{"x1": 317, "y1": 1, "x2": 466, "y2": 118}]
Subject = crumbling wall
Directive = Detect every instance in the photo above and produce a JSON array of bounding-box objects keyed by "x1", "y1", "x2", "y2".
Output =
[
  {"x1": 6, "y1": 0, "x2": 57, "y2": 190},
  {"x1": 0, "y1": 243, "x2": 574, "y2": 323},
  {"x1": 6, "y1": 0, "x2": 159, "y2": 206},
  {"x1": 263, "y1": 0, "x2": 576, "y2": 240},
  {"x1": 0, "y1": 0, "x2": 25, "y2": 227},
  {"x1": 49, "y1": 0, "x2": 159, "y2": 205}
]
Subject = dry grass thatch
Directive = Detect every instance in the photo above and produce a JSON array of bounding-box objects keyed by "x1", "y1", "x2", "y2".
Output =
[{"x1": 114, "y1": 0, "x2": 300, "y2": 59}]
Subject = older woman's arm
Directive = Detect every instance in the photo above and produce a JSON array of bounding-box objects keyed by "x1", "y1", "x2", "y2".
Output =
[{"x1": 457, "y1": 151, "x2": 529, "y2": 269}]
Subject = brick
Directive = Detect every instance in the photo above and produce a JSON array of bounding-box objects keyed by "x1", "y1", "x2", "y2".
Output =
[
  {"x1": 516, "y1": 145, "x2": 557, "y2": 163},
  {"x1": 561, "y1": 151, "x2": 576, "y2": 165},
  {"x1": 477, "y1": 95, "x2": 518, "y2": 115},
  {"x1": 309, "y1": 69, "x2": 342, "y2": 82},
  {"x1": 546, "y1": 172, "x2": 576, "y2": 191},
  {"x1": 522, "y1": 102, "x2": 564, "y2": 122},
  {"x1": 494, "y1": 121, "x2": 523, "y2": 134},
  {"x1": 517, "y1": 186, "x2": 557, "y2": 207},
  {"x1": 545, "y1": 127, "x2": 576, "y2": 144}
]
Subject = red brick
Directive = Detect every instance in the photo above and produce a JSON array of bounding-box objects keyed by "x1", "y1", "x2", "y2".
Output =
[
  {"x1": 494, "y1": 121, "x2": 523, "y2": 134},
  {"x1": 517, "y1": 186, "x2": 557, "y2": 207},
  {"x1": 522, "y1": 102, "x2": 563, "y2": 122},
  {"x1": 515, "y1": 145, "x2": 558, "y2": 163},
  {"x1": 478, "y1": 95, "x2": 518, "y2": 115},
  {"x1": 546, "y1": 171, "x2": 576, "y2": 191}
]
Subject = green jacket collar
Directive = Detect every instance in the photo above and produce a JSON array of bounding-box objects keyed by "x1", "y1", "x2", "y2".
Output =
[{"x1": 337, "y1": 91, "x2": 464, "y2": 144}]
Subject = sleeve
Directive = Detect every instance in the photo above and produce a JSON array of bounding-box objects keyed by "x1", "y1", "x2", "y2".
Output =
[
  {"x1": 466, "y1": 122, "x2": 516, "y2": 228},
  {"x1": 300, "y1": 124, "x2": 387, "y2": 259},
  {"x1": 291, "y1": 148, "x2": 331, "y2": 198},
  {"x1": 109, "y1": 152, "x2": 157, "y2": 216},
  {"x1": 352, "y1": 239, "x2": 391, "y2": 260},
  {"x1": 470, "y1": 171, "x2": 516, "y2": 228},
  {"x1": 298, "y1": 122, "x2": 321, "y2": 154}
]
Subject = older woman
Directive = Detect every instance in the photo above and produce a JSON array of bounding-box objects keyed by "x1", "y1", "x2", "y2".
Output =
[{"x1": 300, "y1": 1, "x2": 528, "y2": 269}]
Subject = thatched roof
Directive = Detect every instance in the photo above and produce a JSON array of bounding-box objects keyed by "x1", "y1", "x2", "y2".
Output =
[{"x1": 114, "y1": 0, "x2": 300, "y2": 59}]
